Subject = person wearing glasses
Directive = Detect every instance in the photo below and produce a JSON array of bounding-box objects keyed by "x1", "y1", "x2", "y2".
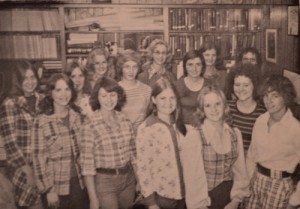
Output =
[{"x1": 137, "y1": 39, "x2": 176, "y2": 87}]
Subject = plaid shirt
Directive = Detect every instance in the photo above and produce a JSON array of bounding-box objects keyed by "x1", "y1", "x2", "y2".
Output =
[
  {"x1": 0, "y1": 93, "x2": 43, "y2": 206},
  {"x1": 80, "y1": 110, "x2": 135, "y2": 176},
  {"x1": 32, "y1": 109, "x2": 84, "y2": 195}
]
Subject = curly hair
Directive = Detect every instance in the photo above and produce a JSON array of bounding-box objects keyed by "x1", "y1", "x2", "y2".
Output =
[
  {"x1": 194, "y1": 84, "x2": 231, "y2": 126},
  {"x1": 39, "y1": 73, "x2": 79, "y2": 115},
  {"x1": 182, "y1": 50, "x2": 206, "y2": 77},
  {"x1": 198, "y1": 42, "x2": 225, "y2": 71},
  {"x1": 116, "y1": 49, "x2": 142, "y2": 81},
  {"x1": 260, "y1": 75, "x2": 296, "y2": 108},
  {"x1": 142, "y1": 39, "x2": 174, "y2": 72},
  {"x1": 64, "y1": 61, "x2": 92, "y2": 95},
  {"x1": 89, "y1": 77, "x2": 126, "y2": 111}
]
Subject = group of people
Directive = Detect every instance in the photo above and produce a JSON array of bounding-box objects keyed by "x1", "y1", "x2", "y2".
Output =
[{"x1": 0, "y1": 38, "x2": 299, "y2": 209}]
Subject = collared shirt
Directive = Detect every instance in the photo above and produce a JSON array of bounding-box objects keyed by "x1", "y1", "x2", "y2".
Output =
[
  {"x1": 32, "y1": 109, "x2": 83, "y2": 195},
  {"x1": 136, "y1": 115, "x2": 184, "y2": 200},
  {"x1": 80, "y1": 110, "x2": 135, "y2": 176},
  {"x1": 247, "y1": 109, "x2": 300, "y2": 176}
]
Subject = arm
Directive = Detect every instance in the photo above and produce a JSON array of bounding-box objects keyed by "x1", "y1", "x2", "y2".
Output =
[
  {"x1": 180, "y1": 126, "x2": 210, "y2": 209},
  {"x1": 0, "y1": 100, "x2": 27, "y2": 169},
  {"x1": 229, "y1": 128, "x2": 250, "y2": 207},
  {"x1": 84, "y1": 175, "x2": 99, "y2": 209},
  {"x1": 246, "y1": 122, "x2": 259, "y2": 179}
]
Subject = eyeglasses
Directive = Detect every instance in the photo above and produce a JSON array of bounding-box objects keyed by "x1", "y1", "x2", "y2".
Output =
[
  {"x1": 153, "y1": 51, "x2": 167, "y2": 56},
  {"x1": 242, "y1": 58, "x2": 257, "y2": 64}
]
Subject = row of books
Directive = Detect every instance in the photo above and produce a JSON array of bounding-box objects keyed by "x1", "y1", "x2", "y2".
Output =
[
  {"x1": 169, "y1": 33, "x2": 255, "y2": 60},
  {"x1": 0, "y1": 35, "x2": 59, "y2": 59},
  {"x1": 169, "y1": 8, "x2": 262, "y2": 32},
  {"x1": 0, "y1": 9, "x2": 60, "y2": 31}
]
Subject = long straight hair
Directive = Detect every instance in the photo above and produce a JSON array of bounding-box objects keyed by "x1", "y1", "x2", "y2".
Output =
[{"x1": 151, "y1": 77, "x2": 186, "y2": 136}]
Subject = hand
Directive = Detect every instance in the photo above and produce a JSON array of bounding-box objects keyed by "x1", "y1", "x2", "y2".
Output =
[
  {"x1": 22, "y1": 165, "x2": 36, "y2": 186},
  {"x1": 47, "y1": 192, "x2": 59, "y2": 208},
  {"x1": 149, "y1": 204, "x2": 160, "y2": 209},
  {"x1": 224, "y1": 199, "x2": 240, "y2": 209}
]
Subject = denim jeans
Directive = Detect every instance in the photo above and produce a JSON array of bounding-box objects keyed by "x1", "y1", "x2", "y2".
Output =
[{"x1": 95, "y1": 168, "x2": 136, "y2": 209}]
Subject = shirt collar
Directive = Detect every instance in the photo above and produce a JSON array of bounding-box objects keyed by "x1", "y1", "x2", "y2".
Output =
[
  {"x1": 145, "y1": 114, "x2": 175, "y2": 128},
  {"x1": 264, "y1": 108, "x2": 295, "y2": 128}
]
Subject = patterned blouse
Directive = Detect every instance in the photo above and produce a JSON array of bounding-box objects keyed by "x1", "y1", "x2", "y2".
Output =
[
  {"x1": 0, "y1": 92, "x2": 43, "y2": 206},
  {"x1": 80, "y1": 110, "x2": 136, "y2": 176},
  {"x1": 136, "y1": 115, "x2": 184, "y2": 201},
  {"x1": 32, "y1": 109, "x2": 84, "y2": 195}
]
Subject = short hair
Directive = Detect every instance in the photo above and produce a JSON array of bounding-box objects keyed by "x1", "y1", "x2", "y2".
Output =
[
  {"x1": 151, "y1": 77, "x2": 186, "y2": 136},
  {"x1": 230, "y1": 64, "x2": 261, "y2": 100},
  {"x1": 116, "y1": 49, "x2": 142, "y2": 81},
  {"x1": 9, "y1": 61, "x2": 39, "y2": 97},
  {"x1": 182, "y1": 50, "x2": 206, "y2": 77},
  {"x1": 39, "y1": 73, "x2": 79, "y2": 115},
  {"x1": 90, "y1": 77, "x2": 126, "y2": 111},
  {"x1": 142, "y1": 39, "x2": 173, "y2": 72},
  {"x1": 260, "y1": 75, "x2": 296, "y2": 107},
  {"x1": 86, "y1": 47, "x2": 109, "y2": 73},
  {"x1": 198, "y1": 42, "x2": 225, "y2": 71},
  {"x1": 237, "y1": 47, "x2": 262, "y2": 67},
  {"x1": 64, "y1": 61, "x2": 92, "y2": 95},
  {"x1": 194, "y1": 84, "x2": 230, "y2": 125}
]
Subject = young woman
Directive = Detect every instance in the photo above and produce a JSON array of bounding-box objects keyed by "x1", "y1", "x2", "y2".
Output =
[
  {"x1": 80, "y1": 77, "x2": 136, "y2": 209},
  {"x1": 0, "y1": 61, "x2": 43, "y2": 209},
  {"x1": 117, "y1": 49, "x2": 151, "y2": 133},
  {"x1": 175, "y1": 50, "x2": 209, "y2": 125},
  {"x1": 246, "y1": 75, "x2": 300, "y2": 209},
  {"x1": 137, "y1": 39, "x2": 176, "y2": 87},
  {"x1": 86, "y1": 47, "x2": 113, "y2": 88},
  {"x1": 227, "y1": 64, "x2": 266, "y2": 155},
  {"x1": 193, "y1": 85, "x2": 249, "y2": 209},
  {"x1": 199, "y1": 42, "x2": 227, "y2": 91},
  {"x1": 65, "y1": 61, "x2": 93, "y2": 118},
  {"x1": 135, "y1": 78, "x2": 187, "y2": 209},
  {"x1": 32, "y1": 73, "x2": 87, "y2": 209}
]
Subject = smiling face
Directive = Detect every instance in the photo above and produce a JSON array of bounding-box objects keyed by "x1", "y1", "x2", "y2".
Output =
[
  {"x1": 70, "y1": 67, "x2": 85, "y2": 92},
  {"x1": 98, "y1": 88, "x2": 118, "y2": 112},
  {"x1": 93, "y1": 55, "x2": 108, "y2": 80},
  {"x1": 263, "y1": 89, "x2": 286, "y2": 118},
  {"x1": 203, "y1": 92, "x2": 224, "y2": 123},
  {"x1": 234, "y1": 75, "x2": 254, "y2": 102},
  {"x1": 22, "y1": 69, "x2": 38, "y2": 96},
  {"x1": 152, "y1": 44, "x2": 167, "y2": 66},
  {"x1": 52, "y1": 79, "x2": 72, "y2": 110},
  {"x1": 152, "y1": 88, "x2": 177, "y2": 117},
  {"x1": 122, "y1": 60, "x2": 139, "y2": 81},
  {"x1": 186, "y1": 57, "x2": 203, "y2": 78},
  {"x1": 202, "y1": 49, "x2": 217, "y2": 67}
]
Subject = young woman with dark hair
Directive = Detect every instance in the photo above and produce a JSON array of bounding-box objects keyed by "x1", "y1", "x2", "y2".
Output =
[
  {"x1": 0, "y1": 61, "x2": 43, "y2": 209},
  {"x1": 32, "y1": 73, "x2": 88, "y2": 209}
]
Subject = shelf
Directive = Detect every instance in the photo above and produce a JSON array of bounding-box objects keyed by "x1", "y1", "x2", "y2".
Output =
[
  {"x1": 0, "y1": 31, "x2": 61, "y2": 34},
  {"x1": 168, "y1": 30, "x2": 259, "y2": 34}
]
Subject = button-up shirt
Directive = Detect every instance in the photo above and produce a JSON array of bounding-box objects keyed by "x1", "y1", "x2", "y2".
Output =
[
  {"x1": 32, "y1": 109, "x2": 83, "y2": 195},
  {"x1": 247, "y1": 109, "x2": 300, "y2": 176},
  {"x1": 80, "y1": 110, "x2": 135, "y2": 176}
]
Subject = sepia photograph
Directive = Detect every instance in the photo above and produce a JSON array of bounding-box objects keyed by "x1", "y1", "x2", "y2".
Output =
[{"x1": 0, "y1": 1, "x2": 299, "y2": 209}]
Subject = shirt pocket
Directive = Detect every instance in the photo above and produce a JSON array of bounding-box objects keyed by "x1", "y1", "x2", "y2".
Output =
[{"x1": 47, "y1": 135, "x2": 63, "y2": 159}]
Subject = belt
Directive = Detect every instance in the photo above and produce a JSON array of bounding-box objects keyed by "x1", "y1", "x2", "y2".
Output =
[
  {"x1": 257, "y1": 163, "x2": 292, "y2": 178},
  {"x1": 96, "y1": 163, "x2": 131, "y2": 175}
]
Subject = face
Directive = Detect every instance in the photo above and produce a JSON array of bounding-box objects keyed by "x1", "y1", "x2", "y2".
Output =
[
  {"x1": 152, "y1": 88, "x2": 177, "y2": 116},
  {"x1": 70, "y1": 67, "x2": 85, "y2": 92},
  {"x1": 152, "y1": 44, "x2": 167, "y2": 65},
  {"x1": 263, "y1": 90, "x2": 286, "y2": 117},
  {"x1": 122, "y1": 60, "x2": 139, "y2": 81},
  {"x1": 202, "y1": 49, "x2": 217, "y2": 67},
  {"x1": 98, "y1": 88, "x2": 118, "y2": 111},
  {"x1": 186, "y1": 57, "x2": 203, "y2": 78},
  {"x1": 52, "y1": 79, "x2": 72, "y2": 109},
  {"x1": 233, "y1": 75, "x2": 254, "y2": 101},
  {"x1": 203, "y1": 92, "x2": 224, "y2": 122},
  {"x1": 22, "y1": 69, "x2": 38, "y2": 96},
  {"x1": 242, "y1": 52, "x2": 257, "y2": 65},
  {"x1": 93, "y1": 55, "x2": 108, "y2": 80}
]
